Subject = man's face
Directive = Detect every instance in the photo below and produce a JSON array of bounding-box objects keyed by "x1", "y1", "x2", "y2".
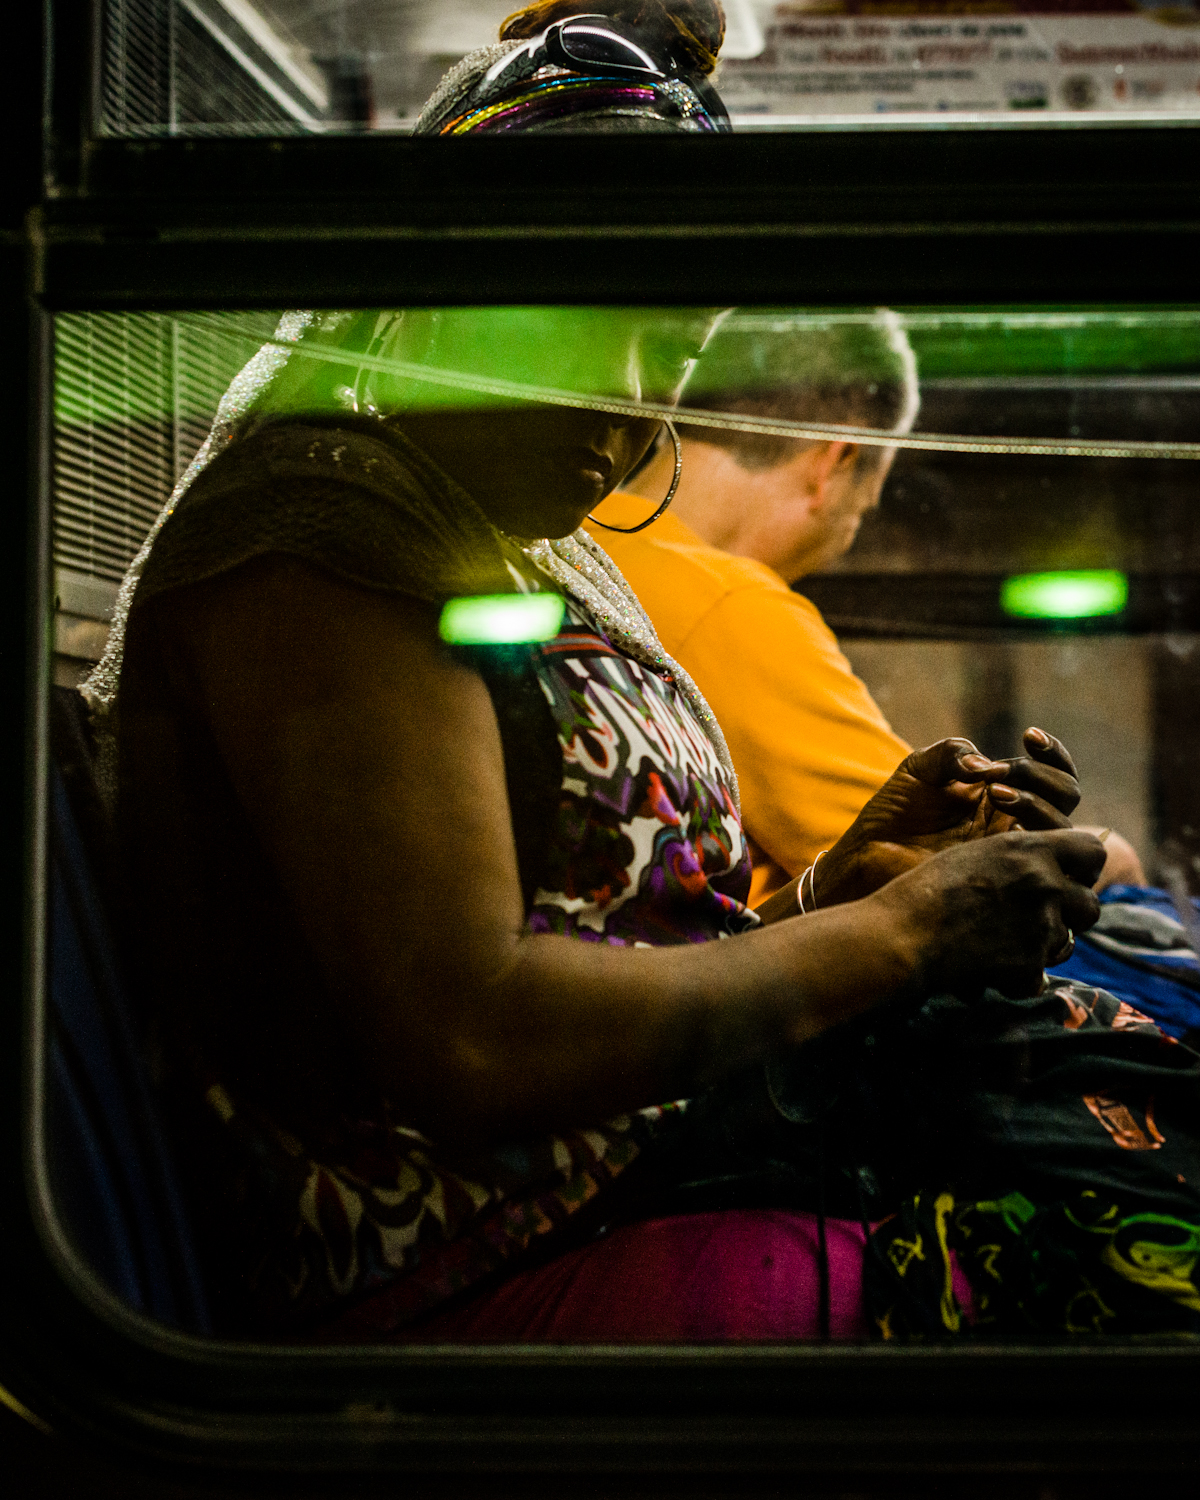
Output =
[
  {"x1": 803, "y1": 447, "x2": 895, "y2": 574},
  {"x1": 661, "y1": 435, "x2": 899, "y2": 583}
]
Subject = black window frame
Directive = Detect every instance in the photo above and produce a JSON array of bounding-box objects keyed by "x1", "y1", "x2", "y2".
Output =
[{"x1": 4, "y1": 0, "x2": 1200, "y2": 1482}]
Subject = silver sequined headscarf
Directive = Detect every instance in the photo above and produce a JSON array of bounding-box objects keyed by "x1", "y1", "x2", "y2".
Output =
[{"x1": 81, "y1": 313, "x2": 739, "y2": 810}]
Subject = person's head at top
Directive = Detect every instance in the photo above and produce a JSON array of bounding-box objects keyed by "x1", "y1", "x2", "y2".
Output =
[
  {"x1": 609, "y1": 310, "x2": 919, "y2": 582},
  {"x1": 415, "y1": 1, "x2": 729, "y2": 136}
]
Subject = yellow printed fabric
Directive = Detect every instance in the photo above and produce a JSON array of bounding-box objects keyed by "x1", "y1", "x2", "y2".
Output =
[
  {"x1": 587, "y1": 494, "x2": 910, "y2": 903},
  {"x1": 856, "y1": 981, "x2": 1200, "y2": 1340}
]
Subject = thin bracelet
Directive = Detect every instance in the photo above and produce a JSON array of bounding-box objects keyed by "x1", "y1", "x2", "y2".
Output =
[
  {"x1": 809, "y1": 849, "x2": 827, "y2": 910},
  {"x1": 796, "y1": 850, "x2": 828, "y2": 915}
]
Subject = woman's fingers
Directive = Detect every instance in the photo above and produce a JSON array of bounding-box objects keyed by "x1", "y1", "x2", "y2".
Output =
[
  {"x1": 905, "y1": 732, "x2": 1081, "y2": 818},
  {"x1": 1033, "y1": 828, "x2": 1105, "y2": 948},
  {"x1": 977, "y1": 755, "x2": 1080, "y2": 817},
  {"x1": 1059, "y1": 869, "x2": 1103, "y2": 935},
  {"x1": 1023, "y1": 725, "x2": 1078, "y2": 779},
  {"x1": 898, "y1": 828, "x2": 1107, "y2": 1000},
  {"x1": 1046, "y1": 927, "x2": 1077, "y2": 966},
  {"x1": 986, "y1": 784, "x2": 1073, "y2": 831},
  {"x1": 905, "y1": 735, "x2": 1078, "y2": 813},
  {"x1": 902, "y1": 737, "x2": 986, "y2": 787},
  {"x1": 1040, "y1": 826, "x2": 1108, "y2": 896}
]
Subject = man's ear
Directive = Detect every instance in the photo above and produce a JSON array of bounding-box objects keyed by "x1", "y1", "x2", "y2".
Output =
[{"x1": 808, "y1": 440, "x2": 856, "y2": 509}]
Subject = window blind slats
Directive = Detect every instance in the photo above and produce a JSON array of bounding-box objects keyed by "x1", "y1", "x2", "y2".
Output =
[{"x1": 54, "y1": 311, "x2": 279, "y2": 589}]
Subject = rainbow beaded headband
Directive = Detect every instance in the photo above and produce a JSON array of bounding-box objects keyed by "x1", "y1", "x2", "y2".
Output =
[{"x1": 425, "y1": 13, "x2": 730, "y2": 137}]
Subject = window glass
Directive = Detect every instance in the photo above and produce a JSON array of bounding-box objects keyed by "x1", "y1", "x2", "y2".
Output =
[
  {"x1": 97, "y1": 1, "x2": 1200, "y2": 136},
  {"x1": 46, "y1": 304, "x2": 1200, "y2": 1346}
]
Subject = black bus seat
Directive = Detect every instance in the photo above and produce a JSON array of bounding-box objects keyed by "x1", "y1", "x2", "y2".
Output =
[{"x1": 47, "y1": 686, "x2": 211, "y2": 1333}]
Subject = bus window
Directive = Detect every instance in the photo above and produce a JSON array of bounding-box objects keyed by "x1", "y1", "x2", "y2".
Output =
[{"x1": 45, "y1": 303, "x2": 1200, "y2": 1347}]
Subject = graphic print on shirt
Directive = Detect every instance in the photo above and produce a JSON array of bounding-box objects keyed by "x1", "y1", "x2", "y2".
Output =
[{"x1": 529, "y1": 606, "x2": 757, "y2": 945}]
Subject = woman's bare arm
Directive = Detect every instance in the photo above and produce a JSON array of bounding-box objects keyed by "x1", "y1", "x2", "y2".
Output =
[{"x1": 164, "y1": 556, "x2": 1104, "y2": 1148}]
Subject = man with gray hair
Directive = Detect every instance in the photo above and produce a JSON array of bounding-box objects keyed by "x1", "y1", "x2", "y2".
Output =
[{"x1": 587, "y1": 309, "x2": 919, "y2": 905}]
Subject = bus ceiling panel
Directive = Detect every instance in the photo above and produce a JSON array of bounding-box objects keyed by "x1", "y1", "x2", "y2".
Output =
[{"x1": 33, "y1": 219, "x2": 1200, "y2": 311}]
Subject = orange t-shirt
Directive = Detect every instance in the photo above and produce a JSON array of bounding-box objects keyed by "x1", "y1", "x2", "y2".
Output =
[{"x1": 586, "y1": 494, "x2": 910, "y2": 904}]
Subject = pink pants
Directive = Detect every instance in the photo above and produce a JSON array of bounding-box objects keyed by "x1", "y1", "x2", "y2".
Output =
[{"x1": 399, "y1": 1210, "x2": 972, "y2": 1343}]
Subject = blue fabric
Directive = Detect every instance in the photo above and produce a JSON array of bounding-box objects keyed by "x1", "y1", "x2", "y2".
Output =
[
  {"x1": 48, "y1": 766, "x2": 211, "y2": 1331},
  {"x1": 1049, "y1": 884, "x2": 1200, "y2": 1040}
]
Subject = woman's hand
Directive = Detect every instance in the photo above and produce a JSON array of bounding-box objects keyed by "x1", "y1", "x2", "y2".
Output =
[
  {"x1": 860, "y1": 827, "x2": 1106, "y2": 1008},
  {"x1": 811, "y1": 727, "x2": 1082, "y2": 909}
]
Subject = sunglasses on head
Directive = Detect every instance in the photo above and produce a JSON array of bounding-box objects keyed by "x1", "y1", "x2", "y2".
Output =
[{"x1": 463, "y1": 12, "x2": 729, "y2": 128}]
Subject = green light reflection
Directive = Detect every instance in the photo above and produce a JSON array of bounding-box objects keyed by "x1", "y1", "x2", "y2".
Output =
[
  {"x1": 1000, "y1": 570, "x2": 1128, "y2": 620},
  {"x1": 439, "y1": 593, "x2": 566, "y2": 646}
]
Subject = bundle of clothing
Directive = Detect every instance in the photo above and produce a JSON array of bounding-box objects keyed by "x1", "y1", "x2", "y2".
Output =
[
  {"x1": 636, "y1": 972, "x2": 1200, "y2": 1342},
  {"x1": 1052, "y1": 884, "x2": 1200, "y2": 1044}
]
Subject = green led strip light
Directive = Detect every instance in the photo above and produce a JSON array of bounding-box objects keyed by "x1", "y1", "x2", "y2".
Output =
[
  {"x1": 1000, "y1": 570, "x2": 1129, "y2": 620},
  {"x1": 439, "y1": 593, "x2": 565, "y2": 646}
]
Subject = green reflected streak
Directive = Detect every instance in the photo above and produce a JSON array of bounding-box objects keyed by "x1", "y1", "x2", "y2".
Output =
[
  {"x1": 438, "y1": 593, "x2": 566, "y2": 645},
  {"x1": 1001, "y1": 570, "x2": 1129, "y2": 620}
]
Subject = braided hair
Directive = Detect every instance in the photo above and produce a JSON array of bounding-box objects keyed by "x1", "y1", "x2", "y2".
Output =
[{"x1": 499, "y1": 1, "x2": 726, "y2": 76}]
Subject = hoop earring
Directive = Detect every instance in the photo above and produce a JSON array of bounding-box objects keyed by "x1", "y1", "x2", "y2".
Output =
[{"x1": 588, "y1": 419, "x2": 682, "y2": 535}]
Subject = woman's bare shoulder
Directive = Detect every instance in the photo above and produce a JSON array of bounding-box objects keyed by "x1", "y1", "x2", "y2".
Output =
[{"x1": 154, "y1": 552, "x2": 445, "y2": 709}]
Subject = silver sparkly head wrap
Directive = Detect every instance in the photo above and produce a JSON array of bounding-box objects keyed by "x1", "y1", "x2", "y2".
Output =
[{"x1": 81, "y1": 310, "x2": 314, "y2": 726}]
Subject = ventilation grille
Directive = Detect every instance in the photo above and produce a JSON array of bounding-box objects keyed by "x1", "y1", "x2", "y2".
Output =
[
  {"x1": 54, "y1": 312, "x2": 280, "y2": 585},
  {"x1": 100, "y1": 0, "x2": 316, "y2": 137},
  {"x1": 100, "y1": 0, "x2": 170, "y2": 132}
]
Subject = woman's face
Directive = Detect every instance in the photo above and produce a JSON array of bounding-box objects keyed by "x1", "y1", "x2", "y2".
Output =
[{"x1": 382, "y1": 307, "x2": 726, "y2": 538}]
